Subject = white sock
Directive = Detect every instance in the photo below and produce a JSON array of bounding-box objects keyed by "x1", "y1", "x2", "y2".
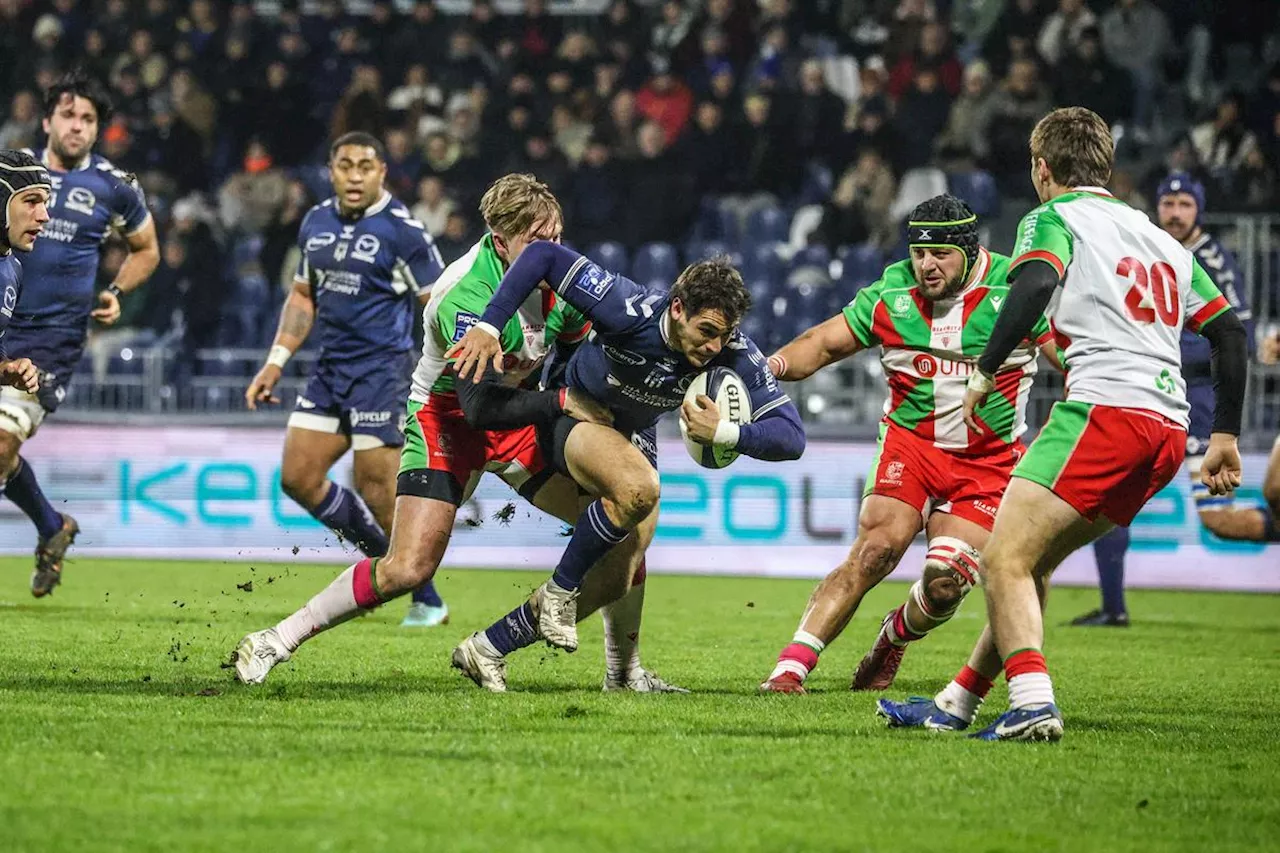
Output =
[
  {"x1": 473, "y1": 631, "x2": 502, "y2": 658},
  {"x1": 601, "y1": 582, "x2": 644, "y2": 679},
  {"x1": 274, "y1": 565, "x2": 361, "y2": 651},
  {"x1": 934, "y1": 680, "x2": 983, "y2": 723},
  {"x1": 1007, "y1": 673, "x2": 1056, "y2": 710}
]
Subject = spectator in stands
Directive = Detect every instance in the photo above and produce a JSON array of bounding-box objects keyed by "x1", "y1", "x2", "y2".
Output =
[
  {"x1": 551, "y1": 102, "x2": 593, "y2": 165},
  {"x1": 982, "y1": 0, "x2": 1046, "y2": 77},
  {"x1": 437, "y1": 28, "x2": 495, "y2": 93},
  {"x1": 597, "y1": 89, "x2": 642, "y2": 160},
  {"x1": 166, "y1": 197, "x2": 228, "y2": 354},
  {"x1": 886, "y1": 0, "x2": 939, "y2": 65},
  {"x1": 734, "y1": 92, "x2": 800, "y2": 201},
  {"x1": 508, "y1": 129, "x2": 572, "y2": 201},
  {"x1": 436, "y1": 210, "x2": 477, "y2": 264},
  {"x1": 894, "y1": 65, "x2": 953, "y2": 170},
  {"x1": 388, "y1": 1, "x2": 445, "y2": 84},
  {"x1": 679, "y1": 100, "x2": 737, "y2": 198},
  {"x1": 623, "y1": 120, "x2": 694, "y2": 248},
  {"x1": 980, "y1": 57, "x2": 1051, "y2": 196},
  {"x1": 508, "y1": 0, "x2": 563, "y2": 74},
  {"x1": 387, "y1": 64, "x2": 445, "y2": 132},
  {"x1": 218, "y1": 139, "x2": 289, "y2": 236},
  {"x1": 814, "y1": 147, "x2": 897, "y2": 251},
  {"x1": 169, "y1": 67, "x2": 217, "y2": 146},
  {"x1": 0, "y1": 91, "x2": 39, "y2": 150},
  {"x1": 706, "y1": 64, "x2": 739, "y2": 112},
  {"x1": 746, "y1": 24, "x2": 799, "y2": 93},
  {"x1": 137, "y1": 97, "x2": 207, "y2": 197},
  {"x1": 1100, "y1": 0, "x2": 1170, "y2": 137},
  {"x1": 1191, "y1": 92, "x2": 1260, "y2": 191},
  {"x1": 934, "y1": 60, "x2": 994, "y2": 166},
  {"x1": 1237, "y1": 147, "x2": 1277, "y2": 211},
  {"x1": 412, "y1": 176, "x2": 456, "y2": 239},
  {"x1": 79, "y1": 29, "x2": 113, "y2": 84},
  {"x1": 888, "y1": 21, "x2": 961, "y2": 101},
  {"x1": 793, "y1": 59, "x2": 847, "y2": 168},
  {"x1": 636, "y1": 56, "x2": 694, "y2": 146},
  {"x1": 568, "y1": 138, "x2": 624, "y2": 247},
  {"x1": 651, "y1": 1, "x2": 697, "y2": 67},
  {"x1": 702, "y1": 0, "x2": 755, "y2": 66},
  {"x1": 1036, "y1": 0, "x2": 1097, "y2": 67},
  {"x1": 383, "y1": 128, "x2": 421, "y2": 201},
  {"x1": 1052, "y1": 25, "x2": 1132, "y2": 125},
  {"x1": 331, "y1": 65, "x2": 387, "y2": 141},
  {"x1": 260, "y1": 181, "x2": 308, "y2": 294},
  {"x1": 690, "y1": 27, "x2": 733, "y2": 97},
  {"x1": 837, "y1": 96, "x2": 899, "y2": 175}
]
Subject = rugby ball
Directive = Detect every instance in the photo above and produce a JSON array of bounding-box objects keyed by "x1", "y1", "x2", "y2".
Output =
[{"x1": 680, "y1": 367, "x2": 753, "y2": 469}]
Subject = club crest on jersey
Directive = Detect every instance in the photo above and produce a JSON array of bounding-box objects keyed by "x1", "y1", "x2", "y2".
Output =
[
  {"x1": 64, "y1": 186, "x2": 97, "y2": 217},
  {"x1": 882, "y1": 460, "x2": 905, "y2": 485},
  {"x1": 352, "y1": 234, "x2": 380, "y2": 263},
  {"x1": 453, "y1": 311, "x2": 480, "y2": 342},
  {"x1": 891, "y1": 294, "x2": 913, "y2": 316},
  {"x1": 3, "y1": 284, "x2": 16, "y2": 315},
  {"x1": 575, "y1": 263, "x2": 615, "y2": 300}
]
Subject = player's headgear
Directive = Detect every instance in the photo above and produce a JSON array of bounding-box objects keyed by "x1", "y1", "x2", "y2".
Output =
[
  {"x1": 906, "y1": 194, "x2": 980, "y2": 281},
  {"x1": 1157, "y1": 172, "x2": 1205, "y2": 224},
  {"x1": 0, "y1": 149, "x2": 52, "y2": 246}
]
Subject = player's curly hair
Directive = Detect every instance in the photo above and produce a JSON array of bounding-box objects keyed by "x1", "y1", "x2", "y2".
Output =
[
  {"x1": 671, "y1": 256, "x2": 752, "y2": 328},
  {"x1": 480, "y1": 173, "x2": 563, "y2": 240},
  {"x1": 43, "y1": 69, "x2": 114, "y2": 124}
]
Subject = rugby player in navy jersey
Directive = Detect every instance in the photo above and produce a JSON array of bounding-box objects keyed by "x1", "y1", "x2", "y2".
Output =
[
  {"x1": 0, "y1": 151, "x2": 51, "y2": 398},
  {"x1": 447, "y1": 246, "x2": 806, "y2": 681},
  {"x1": 1, "y1": 74, "x2": 160, "y2": 597},
  {"x1": 1074, "y1": 173, "x2": 1261, "y2": 627},
  {"x1": 245, "y1": 132, "x2": 450, "y2": 626}
]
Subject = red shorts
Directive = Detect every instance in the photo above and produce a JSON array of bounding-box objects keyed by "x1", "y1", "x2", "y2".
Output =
[
  {"x1": 865, "y1": 422, "x2": 1023, "y2": 531},
  {"x1": 398, "y1": 395, "x2": 547, "y2": 505},
  {"x1": 1013, "y1": 401, "x2": 1186, "y2": 526}
]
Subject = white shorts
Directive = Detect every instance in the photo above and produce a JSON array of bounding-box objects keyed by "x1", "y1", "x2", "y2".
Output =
[{"x1": 0, "y1": 386, "x2": 46, "y2": 441}]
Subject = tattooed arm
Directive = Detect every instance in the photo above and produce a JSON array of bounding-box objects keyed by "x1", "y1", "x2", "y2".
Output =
[{"x1": 246, "y1": 279, "x2": 316, "y2": 410}]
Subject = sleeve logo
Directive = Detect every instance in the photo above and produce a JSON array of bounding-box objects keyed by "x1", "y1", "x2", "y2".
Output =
[
  {"x1": 575, "y1": 263, "x2": 615, "y2": 300},
  {"x1": 453, "y1": 311, "x2": 480, "y2": 342}
]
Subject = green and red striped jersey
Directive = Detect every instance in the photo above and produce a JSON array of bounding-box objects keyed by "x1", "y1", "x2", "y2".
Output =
[{"x1": 842, "y1": 248, "x2": 1053, "y2": 454}]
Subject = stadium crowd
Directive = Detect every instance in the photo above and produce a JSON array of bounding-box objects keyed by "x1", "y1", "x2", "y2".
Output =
[{"x1": 0, "y1": 0, "x2": 1278, "y2": 362}]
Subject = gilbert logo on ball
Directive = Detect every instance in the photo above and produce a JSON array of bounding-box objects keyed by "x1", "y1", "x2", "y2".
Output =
[{"x1": 681, "y1": 367, "x2": 754, "y2": 470}]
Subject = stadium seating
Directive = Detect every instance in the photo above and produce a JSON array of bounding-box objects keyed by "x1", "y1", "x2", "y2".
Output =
[
  {"x1": 746, "y1": 207, "x2": 790, "y2": 246},
  {"x1": 740, "y1": 242, "x2": 785, "y2": 284},
  {"x1": 586, "y1": 241, "x2": 629, "y2": 274},
  {"x1": 947, "y1": 170, "x2": 1001, "y2": 218},
  {"x1": 838, "y1": 244, "x2": 885, "y2": 289},
  {"x1": 631, "y1": 242, "x2": 681, "y2": 284}
]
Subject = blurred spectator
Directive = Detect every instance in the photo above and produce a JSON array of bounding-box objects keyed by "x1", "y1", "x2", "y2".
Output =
[
  {"x1": 934, "y1": 60, "x2": 995, "y2": 164},
  {"x1": 888, "y1": 22, "x2": 962, "y2": 100},
  {"x1": 437, "y1": 29, "x2": 495, "y2": 93},
  {"x1": 551, "y1": 103, "x2": 593, "y2": 165},
  {"x1": 389, "y1": 1, "x2": 445, "y2": 84},
  {"x1": 982, "y1": 0, "x2": 1046, "y2": 77},
  {"x1": 169, "y1": 67, "x2": 217, "y2": 144},
  {"x1": 437, "y1": 210, "x2": 477, "y2": 264},
  {"x1": 838, "y1": 96, "x2": 900, "y2": 175},
  {"x1": 815, "y1": 148, "x2": 897, "y2": 251},
  {"x1": 412, "y1": 176, "x2": 456, "y2": 239},
  {"x1": 568, "y1": 139, "x2": 624, "y2": 247},
  {"x1": 746, "y1": 24, "x2": 799, "y2": 92},
  {"x1": 0, "y1": 91, "x2": 39, "y2": 150},
  {"x1": 508, "y1": 0, "x2": 563, "y2": 73},
  {"x1": 218, "y1": 139, "x2": 289, "y2": 235},
  {"x1": 678, "y1": 101, "x2": 738, "y2": 197},
  {"x1": 1100, "y1": 0, "x2": 1170, "y2": 135},
  {"x1": 261, "y1": 181, "x2": 309, "y2": 294},
  {"x1": 733, "y1": 92, "x2": 801, "y2": 200},
  {"x1": 651, "y1": 1, "x2": 697, "y2": 66},
  {"x1": 1053, "y1": 26, "x2": 1132, "y2": 125},
  {"x1": 623, "y1": 121, "x2": 693, "y2": 248},
  {"x1": 388, "y1": 64, "x2": 445, "y2": 129},
  {"x1": 79, "y1": 29, "x2": 114, "y2": 83},
  {"x1": 702, "y1": 0, "x2": 756, "y2": 66},
  {"x1": 1236, "y1": 148, "x2": 1277, "y2": 211},
  {"x1": 793, "y1": 60, "x2": 847, "y2": 168},
  {"x1": 887, "y1": 0, "x2": 939, "y2": 64},
  {"x1": 137, "y1": 97, "x2": 207, "y2": 196},
  {"x1": 507, "y1": 130, "x2": 572, "y2": 201},
  {"x1": 250, "y1": 61, "x2": 314, "y2": 168},
  {"x1": 331, "y1": 65, "x2": 386, "y2": 141},
  {"x1": 1191, "y1": 93, "x2": 1260, "y2": 191},
  {"x1": 1037, "y1": 0, "x2": 1097, "y2": 67},
  {"x1": 597, "y1": 89, "x2": 642, "y2": 160},
  {"x1": 894, "y1": 66, "x2": 953, "y2": 170},
  {"x1": 166, "y1": 197, "x2": 229, "y2": 353},
  {"x1": 384, "y1": 127, "x2": 422, "y2": 200},
  {"x1": 636, "y1": 56, "x2": 694, "y2": 146},
  {"x1": 981, "y1": 58, "x2": 1051, "y2": 195}
]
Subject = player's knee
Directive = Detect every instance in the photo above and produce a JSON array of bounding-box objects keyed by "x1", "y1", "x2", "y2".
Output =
[
  {"x1": 923, "y1": 574, "x2": 964, "y2": 613},
  {"x1": 376, "y1": 548, "x2": 437, "y2": 594},
  {"x1": 280, "y1": 464, "x2": 325, "y2": 508},
  {"x1": 606, "y1": 466, "x2": 660, "y2": 527},
  {"x1": 921, "y1": 537, "x2": 980, "y2": 612},
  {"x1": 847, "y1": 535, "x2": 902, "y2": 584}
]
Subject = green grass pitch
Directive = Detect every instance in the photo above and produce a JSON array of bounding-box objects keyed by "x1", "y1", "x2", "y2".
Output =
[{"x1": 1, "y1": 558, "x2": 1278, "y2": 853}]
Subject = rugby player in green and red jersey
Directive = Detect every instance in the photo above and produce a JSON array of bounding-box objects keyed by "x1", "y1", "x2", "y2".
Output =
[{"x1": 760, "y1": 195, "x2": 1060, "y2": 699}]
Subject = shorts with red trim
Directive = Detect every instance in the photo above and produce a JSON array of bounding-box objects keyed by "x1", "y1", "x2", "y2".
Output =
[
  {"x1": 863, "y1": 421, "x2": 1023, "y2": 531},
  {"x1": 396, "y1": 394, "x2": 551, "y2": 506},
  {"x1": 1013, "y1": 400, "x2": 1186, "y2": 526}
]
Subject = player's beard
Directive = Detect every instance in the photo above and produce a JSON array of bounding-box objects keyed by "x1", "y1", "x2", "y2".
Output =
[
  {"x1": 1162, "y1": 218, "x2": 1194, "y2": 244},
  {"x1": 50, "y1": 134, "x2": 90, "y2": 170},
  {"x1": 922, "y1": 269, "x2": 967, "y2": 301}
]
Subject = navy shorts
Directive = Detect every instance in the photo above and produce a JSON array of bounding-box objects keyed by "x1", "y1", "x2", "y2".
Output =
[
  {"x1": 289, "y1": 353, "x2": 413, "y2": 449},
  {"x1": 539, "y1": 415, "x2": 658, "y2": 478}
]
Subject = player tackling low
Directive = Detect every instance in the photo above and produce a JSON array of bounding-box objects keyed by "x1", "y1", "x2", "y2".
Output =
[
  {"x1": 0, "y1": 151, "x2": 51, "y2": 398},
  {"x1": 1, "y1": 72, "x2": 159, "y2": 596},
  {"x1": 884, "y1": 107, "x2": 1247, "y2": 742},
  {"x1": 759, "y1": 195, "x2": 1059, "y2": 694},
  {"x1": 245, "y1": 132, "x2": 449, "y2": 626}
]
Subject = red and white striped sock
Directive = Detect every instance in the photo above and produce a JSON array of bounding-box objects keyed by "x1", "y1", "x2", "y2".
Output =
[
  {"x1": 274, "y1": 558, "x2": 384, "y2": 651},
  {"x1": 1005, "y1": 648, "x2": 1055, "y2": 709},
  {"x1": 933, "y1": 664, "x2": 996, "y2": 723},
  {"x1": 768, "y1": 630, "x2": 825, "y2": 682}
]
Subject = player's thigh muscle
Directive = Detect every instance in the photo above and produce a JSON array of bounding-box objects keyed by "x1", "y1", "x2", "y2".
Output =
[
  {"x1": 563, "y1": 424, "x2": 659, "y2": 508},
  {"x1": 380, "y1": 494, "x2": 457, "y2": 588},
  {"x1": 351, "y1": 445, "x2": 399, "y2": 507},
  {"x1": 0, "y1": 431, "x2": 21, "y2": 476},
  {"x1": 846, "y1": 494, "x2": 925, "y2": 577},
  {"x1": 985, "y1": 477, "x2": 1110, "y2": 575},
  {"x1": 281, "y1": 426, "x2": 351, "y2": 500}
]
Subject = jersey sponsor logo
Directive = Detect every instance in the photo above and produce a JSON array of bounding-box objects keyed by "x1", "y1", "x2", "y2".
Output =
[
  {"x1": 306, "y1": 233, "x2": 338, "y2": 251},
  {"x1": 39, "y1": 218, "x2": 78, "y2": 243},
  {"x1": 1016, "y1": 213, "x2": 1039, "y2": 255},
  {"x1": 295, "y1": 396, "x2": 317, "y2": 409},
  {"x1": 350, "y1": 409, "x2": 393, "y2": 427},
  {"x1": 891, "y1": 294, "x2": 913, "y2": 316},
  {"x1": 64, "y1": 186, "x2": 96, "y2": 217},
  {"x1": 913, "y1": 354, "x2": 937, "y2": 376},
  {"x1": 938, "y1": 359, "x2": 975, "y2": 377},
  {"x1": 352, "y1": 234, "x2": 380, "y2": 263},
  {"x1": 453, "y1": 311, "x2": 480, "y2": 342},
  {"x1": 575, "y1": 263, "x2": 615, "y2": 300},
  {"x1": 319, "y1": 269, "x2": 362, "y2": 295},
  {"x1": 974, "y1": 500, "x2": 998, "y2": 518},
  {"x1": 601, "y1": 344, "x2": 646, "y2": 366},
  {"x1": 990, "y1": 295, "x2": 1004, "y2": 310}
]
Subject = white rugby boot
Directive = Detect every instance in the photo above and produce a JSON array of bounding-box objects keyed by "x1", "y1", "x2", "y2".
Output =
[
  {"x1": 603, "y1": 667, "x2": 691, "y2": 693},
  {"x1": 451, "y1": 633, "x2": 507, "y2": 693},
  {"x1": 230, "y1": 628, "x2": 291, "y2": 684},
  {"x1": 534, "y1": 580, "x2": 580, "y2": 652}
]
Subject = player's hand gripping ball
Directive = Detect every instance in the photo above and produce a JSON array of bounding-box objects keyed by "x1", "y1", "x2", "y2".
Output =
[{"x1": 680, "y1": 367, "x2": 753, "y2": 469}]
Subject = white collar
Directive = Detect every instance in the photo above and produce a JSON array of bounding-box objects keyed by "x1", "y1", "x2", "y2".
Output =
[{"x1": 40, "y1": 148, "x2": 91, "y2": 173}]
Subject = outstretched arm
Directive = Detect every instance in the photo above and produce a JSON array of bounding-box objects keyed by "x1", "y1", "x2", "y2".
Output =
[
  {"x1": 768, "y1": 313, "x2": 864, "y2": 381},
  {"x1": 246, "y1": 279, "x2": 315, "y2": 410}
]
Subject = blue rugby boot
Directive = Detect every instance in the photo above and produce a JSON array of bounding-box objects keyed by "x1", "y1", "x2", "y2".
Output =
[
  {"x1": 876, "y1": 696, "x2": 970, "y2": 732},
  {"x1": 970, "y1": 704, "x2": 1064, "y2": 742}
]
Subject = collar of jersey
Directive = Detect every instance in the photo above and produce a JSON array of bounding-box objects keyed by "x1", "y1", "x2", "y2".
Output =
[
  {"x1": 39, "y1": 148, "x2": 91, "y2": 172},
  {"x1": 1070, "y1": 186, "x2": 1113, "y2": 197},
  {"x1": 335, "y1": 190, "x2": 393, "y2": 219}
]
